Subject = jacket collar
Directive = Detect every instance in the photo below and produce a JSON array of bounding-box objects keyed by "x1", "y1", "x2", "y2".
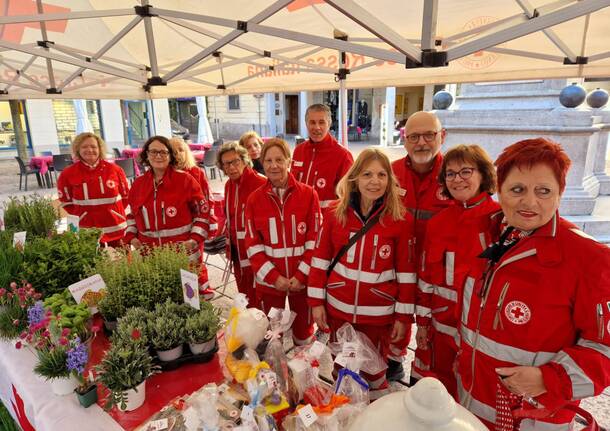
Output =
[
  {"x1": 263, "y1": 171, "x2": 298, "y2": 194},
  {"x1": 236, "y1": 166, "x2": 259, "y2": 187},
  {"x1": 461, "y1": 191, "x2": 491, "y2": 209},
  {"x1": 305, "y1": 133, "x2": 338, "y2": 148}
]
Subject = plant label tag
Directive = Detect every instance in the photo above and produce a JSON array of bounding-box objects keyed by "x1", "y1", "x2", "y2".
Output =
[
  {"x1": 0, "y1": 208, "x2": 4, "y2": 231},
  {"x1": 13, "y1": 231, "x2": 26, "y2": 248},
  {"x1": 180, "y1": 269, "x2": 200, "y2": 310},
  {"x1": 298, "y1": 404, "x2": 318, "y2": 427},
  {"x1": 67, "y1": 214, "x2": 79, "y2": 233},
  {"x1": 145, "y1": 418, "x2": 168, "y2": 430},
  {"x1": 68, "y1": 274, "x2": 106, "y2": 313},
  {"x1": 334, "y1": 342, "x2": 359, "y2": 370}
]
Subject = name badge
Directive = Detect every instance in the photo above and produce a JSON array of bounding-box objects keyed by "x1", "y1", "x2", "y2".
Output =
[{"x1": 293, "y1": 160, "x2": 304, "y2": 167}]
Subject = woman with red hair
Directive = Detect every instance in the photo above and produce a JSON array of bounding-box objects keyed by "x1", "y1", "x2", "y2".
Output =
[{"x1": 456, "y1": 138, "x2": 610, "y2": 430}]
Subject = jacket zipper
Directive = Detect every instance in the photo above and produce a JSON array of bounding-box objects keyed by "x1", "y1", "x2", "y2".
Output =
[
  {"x1": 304, "y1": 148, "x2": 316, "y2": 185},
  {"x1": 371, "y1": 234, "x2": 378, "y2": 270},
  {"x1": 153, "y1": 181, "x2": 160, "y2": 245},
  {"x1": 269, "y1": 190, "x2": 292, "y2": 278},
  {"x1": 352, "y1": 213, "x2": 366, "y2": 324},
  {"x1": 492, "y1": 282, "x2": 510, "y2": 330},
  {"x1": 598, "y1": 303, "x2": 605, "y2": 340},
  {"x1": 98, "y1": 176, "x2": 105, "y2": 194}
]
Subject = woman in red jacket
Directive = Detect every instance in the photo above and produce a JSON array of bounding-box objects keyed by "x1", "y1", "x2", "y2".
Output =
[
  {"x1": 414, "y1": 144, "x2": 499, "y2": 397},
  {"x1": 58, "y1": 132, "x2": 129, "y2": 247},
  {"x1": 457, "y1": 138, "x2": 610, "y2": 430},
  {"x1": 169, "y1": 137, "x2": 217, "y2": 299},
  {"x1": 308, "y1": 148, "x2": 417, "y2": 398},
  {"x1": 245, "y1": 138, "x2": 321, "y2": 345},
  {"x1": 217, "y1": 142, "x2": 266, "y2": 306},
  {"x1": 124, "y1": 136, "x2": 213, "y2": 268}
]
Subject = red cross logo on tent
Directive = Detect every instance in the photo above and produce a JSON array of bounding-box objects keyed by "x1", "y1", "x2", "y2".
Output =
[
  {"x1": 286, "y1": 0, "x2": 325, "y2": 12},
  {"x1": 0, "y1": 1, "x2": 71, "y2": 44},
  {"x1": 504, "y1": 300, "x2": 531, "y2": 325}
]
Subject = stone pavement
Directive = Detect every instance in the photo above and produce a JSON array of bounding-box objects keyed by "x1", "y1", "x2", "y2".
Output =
[{"x1": 1, "y1": 147, "x2": 609, "y2": 427}]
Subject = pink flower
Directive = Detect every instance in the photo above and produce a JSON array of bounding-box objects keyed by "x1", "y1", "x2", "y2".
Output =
[
  {"x1": 43, "y1": 330, "x2": 50, "y2": 338},
  {"x1": 19, "y1": 332, "x2": 27, "y2": 339},
  {"x1": 131, "y1": 329, "x2": 141, "y2": 340},
  {"x1": 91, "y1": 325, "x2": 100, "y2": 334},
  {"x1": 0, "y1": 288, "x2": 6, "y2": 296},
  {"x1": 61, "y1": 328, "x2": 71, "y2": 337},
  {"x1": 10, "y1": 282, "x2": 17, "y2": 289},
  {"x1": 59, "y1": 337, "x2": 68, "y2": 346},
  {"x1": 12, "y1": 319, "x2": 19, "y2": 326},
  {"x1": 15, "y1": 341, "x2": 22, "y2": 349}
]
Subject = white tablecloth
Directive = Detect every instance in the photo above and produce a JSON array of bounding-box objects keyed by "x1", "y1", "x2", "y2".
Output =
[{"x1": 0, "y1": 340, "x2": 122, "y2": 431}]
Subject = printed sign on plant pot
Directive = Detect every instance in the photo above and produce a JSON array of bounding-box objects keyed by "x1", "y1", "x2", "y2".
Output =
[
  {"x1": 68, "y1": 274, "x2": 106, "y2": 314},
  {"x1": 181, "y1": 269, "x2": 200, "y2": 310}
]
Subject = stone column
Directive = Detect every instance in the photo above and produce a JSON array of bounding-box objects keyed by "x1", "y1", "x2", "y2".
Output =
[{"x1": 590, "y1": 108, "x2": 610, "y2": 195}]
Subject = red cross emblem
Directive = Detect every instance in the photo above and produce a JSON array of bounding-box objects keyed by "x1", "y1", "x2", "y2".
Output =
[
  {"x1": 0, "y1": 1, "x2": 70, "y2": 43},
  {"x1": 166, "y1": 206, "x2": 177, "y2": 217},
  {"x1": 316, "y1": 178, "x2": 326, "y2": 189},
  {"x1": 297, "y1": 221, "x2": 307, "y2": 235},
  {"x1": 199, "y1": 199, "x2": 209, "y2": 213},
  {"x1": 106, "y1": 179, "x2": 116, "y2": 189},
  {"x1": 379, "y1": 244, "x2": 391, "y2": 259},
  {"x1": 504, "y1": 300, "x2": 531, "y2": 325}
]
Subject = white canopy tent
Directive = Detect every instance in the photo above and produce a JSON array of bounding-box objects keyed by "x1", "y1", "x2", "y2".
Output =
[{"x1": 0, "y1": 0, "x2": 608, "y2": 101}]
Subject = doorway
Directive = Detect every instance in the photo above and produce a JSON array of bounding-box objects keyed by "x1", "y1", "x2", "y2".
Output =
[
  {"x1": 285, "y1": 95, "x2": 299, "y2": 134},
  {"x1": 121, "y1": 100, "x2": 150, "y2": 147}
]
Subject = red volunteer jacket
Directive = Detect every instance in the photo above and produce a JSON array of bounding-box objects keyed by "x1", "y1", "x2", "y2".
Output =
[
  {"x1": 185, "y1": 166, "x2": 217, "y2": 235},
  {"x1": 307, "y1": 201, "x2": 417, "y2": 326},
  {"x1": 391, "y1": 154, "x2": 453, "y2": 260},
  {"x1": 124, "y1": 167, "x2": 211, "y2": 255},
  {"x1": 58, "y1": 160, "x2": 129, "y2": 243},
  {"x1": 225, "y1": 166, "x2": 267, "y2": 267},
  {"x1": 416, "y1": 192, "x2": 500, "y2": 333},
  {"x1": 290, "y1": 134, "x2": 353, "y2": 212},
  {"x1": 244, "y1": 173, "x2": 321, "y2": 297},
  {"x1": 457, "y1": 212, "x2": 610, "y2": 428}
]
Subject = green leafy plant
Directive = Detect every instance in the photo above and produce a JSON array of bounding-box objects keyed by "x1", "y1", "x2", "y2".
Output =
[
  {"x1": 34, "y1": 346, "x2": 69, "y2": 379},
  {"x1": 0, "y1": 231, "x2": 23, "y2": 291},
  {"x1": 149, "y1": 299, "x2": 190, "y2": 351},
  {"x1": 95, "y1": 336, "x2": 158, "y2": 411},
  {"x1": 3, "y1": 195, "x2": 59, "y2": 238},
  {"x1": 93, "y1": 245, "x2": 191, "y2": 321},
  {"x1": 20, "y1": 229, "x2": 101, "y2": 298},
  {"x1": 114, "y1": 307, "x2": 152, "y2": 345},
  {"x1": 185, "y1": 302, "x2": 221, "y2": 344},
  {"x1": 0, "y1": 400, "x2": 20, "y2": 431}
]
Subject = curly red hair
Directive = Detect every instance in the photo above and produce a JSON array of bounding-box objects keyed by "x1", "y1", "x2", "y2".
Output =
[{"x1": 495, "y1": 138, "x2": 571, "y2": 193}]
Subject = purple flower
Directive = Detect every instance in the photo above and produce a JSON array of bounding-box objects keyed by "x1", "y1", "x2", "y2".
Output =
[
  {"x1": 66, "y1": 337, "x2": 88, "y2": 375},
  {"x1": 27, "y1": 301, "x2": 45, "y2": 327}
]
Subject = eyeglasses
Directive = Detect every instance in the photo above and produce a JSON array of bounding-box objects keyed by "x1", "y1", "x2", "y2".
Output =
[
  {"x1": 445, "y1": 167, "x2": 476, "y2": 181},
  {"x1": 148, "y1": 149, "x2": 170, "y2": 158},
  {"x1": 222, "y1": 158, "x2": 242, "y2": 169},
  {"x1": 405, "y1": 131, "x2": 440, "y2": 143}
]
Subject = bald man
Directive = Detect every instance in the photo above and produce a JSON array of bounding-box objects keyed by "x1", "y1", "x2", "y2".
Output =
[{"x1": 389, "y1": 111, "x2": 454, "y2": 383}]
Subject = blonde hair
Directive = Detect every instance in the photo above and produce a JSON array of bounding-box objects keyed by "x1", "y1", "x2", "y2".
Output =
[
  {"x1": 168, "y1": 137, "x2": 196, "y2": 169},
  {"x1": 72, "y1": 132, "x2": 107, "y2": 162},
  {"x1": 238, "y1": 131, "x2": 264, "y2": 150},
  {"x1": 216, "y1": 141, "x2": 252, "y2": 171},
  {"x1": 335, "y1": 148, "x2": 405, "y2": 225}
]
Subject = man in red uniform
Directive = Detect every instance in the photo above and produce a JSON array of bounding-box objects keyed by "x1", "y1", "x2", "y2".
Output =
[
  {"x1": 390, "y1": 111, "x2": 453, "y2": 382},
  {"x1": 291, "y1": 104, "x2": 353, "y2": 214}
]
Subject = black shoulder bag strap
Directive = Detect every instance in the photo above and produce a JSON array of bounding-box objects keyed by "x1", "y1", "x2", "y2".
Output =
[{"x1": 326, "y1": 211, "x2": 382, "y2": 277}]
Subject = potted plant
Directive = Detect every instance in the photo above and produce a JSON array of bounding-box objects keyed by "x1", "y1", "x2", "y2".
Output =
[
  {"x1": 114, "y1": 307, "x2": 151, "y2": 345},
  {"x1": 66, "y1": 336, "x2": 98, "y2": 407},
  {"x1": 149, "y1": 312, "x2": 186, "y2": 361},
  {"x1": 185, "y1": 302, "x2": 221, "y2": 354},
  {"x1": 95, "y1": 333, "x2": 157, "y2": 411},
  {"x1": 0, "y1": 281, "x2": 41, "y2": 340},
  {"x1": 3, "y1": 195, "x2": 59, "y2": 238},
  {"x1": 92, "y1": 245, "x2": 190, "y2": 322}
]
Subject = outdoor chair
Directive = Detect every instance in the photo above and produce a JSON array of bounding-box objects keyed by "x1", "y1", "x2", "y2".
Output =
[
  {"x1": 212, "y1": 138, "x2": 224, "y2": 147},
  {"x1": 15, "y1": 157, "x2": 43, "y2": 191},
  {"x1": 114, "y1": 158, "x2": 136, "y2": 184},
  {"x1": 112, "y1": 148, "x2": 122, "y2": 159},
  {"x1": 204, "y1": 234, "x2": 234, "y2": 300},
  {"x1": 40, "y1": 150, "x2": 53, "y2": 156},
  {"x1": 347, "y1": 126, "x2": 361, "y2": 141},
  {"x1": 52, "y1": 154, "x2": 74, "y2": 183},
  {"x1": 202, "y1": 148, "x2": 222, "y2": 180}
]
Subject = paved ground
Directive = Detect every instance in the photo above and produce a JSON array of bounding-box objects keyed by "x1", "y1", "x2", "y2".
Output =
[{"x1": 1, "y1": 143, "x2": 609, "y2": 428}]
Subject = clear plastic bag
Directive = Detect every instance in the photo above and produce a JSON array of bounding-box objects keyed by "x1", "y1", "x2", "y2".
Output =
[{"x1": 329, "y1": 323, "x2": 387, "y2": 376}]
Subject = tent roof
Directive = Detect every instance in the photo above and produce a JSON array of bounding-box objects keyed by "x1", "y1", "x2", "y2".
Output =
[{"x1": 0, "y1": 0, "x2": 609, "y2": 99}]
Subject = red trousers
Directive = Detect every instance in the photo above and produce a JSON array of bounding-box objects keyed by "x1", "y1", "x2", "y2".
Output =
[{"x1": 256, "y1": 291, "x2": 313, "y2": 345}]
